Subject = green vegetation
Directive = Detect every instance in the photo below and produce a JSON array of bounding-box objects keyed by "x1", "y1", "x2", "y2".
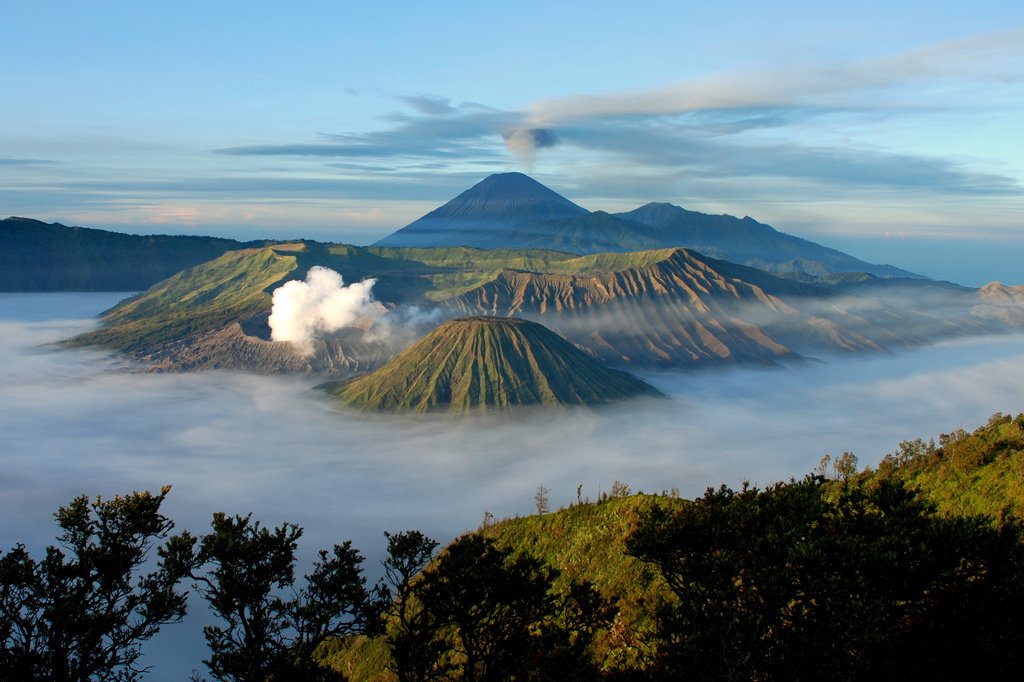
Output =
[
  {"x1": 871, "y1": 411, "x2": 1024, "y2": 519},
  {"x1": 0, "y1": 487, "x2": 190, "y2": 681},
  {"x1": 625, "y1": 475, "x2": 1024, "y2": 679},
  {"x1": 327, "y1": 317, "x2": 663, "y2": 413},
  {"x1": 67, "y1": 247, "x2": 298, "y2": 352},
  {"x1": 172, "y1": 513, "x2": 378, "y2": 682},
  {"x1": 7, "y1": 413, "x2": 1024, "y2": 680},
  {"x1": 478, "y1": 492, "x2": 678, "y2": 672}
]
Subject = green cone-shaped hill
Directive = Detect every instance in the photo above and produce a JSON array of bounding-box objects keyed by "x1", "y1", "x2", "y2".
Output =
[{"x1": 329, "y1": 316, "x2": 662, "y2": 413}]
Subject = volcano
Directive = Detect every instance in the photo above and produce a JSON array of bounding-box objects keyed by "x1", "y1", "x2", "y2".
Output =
[
  {"x1": 326, "y1": 316, "x2": 662, "y2": 414},
  {"x1": 372, "y1": 172, "x2": 589, "y2": 248},
  {"x1": 373, "y1": 172, "x2": 921, "y2": 279}
]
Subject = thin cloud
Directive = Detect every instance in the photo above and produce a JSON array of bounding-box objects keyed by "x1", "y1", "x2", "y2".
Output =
[
  {"x1": 553, "y1": 118, "x2": 1020, "y2": 196},
  {"x1": 208, "y1": 29, "x2": 1022, "y2": 203},
  {"x1": 398, "y1": 95, "x2": 459, "y2": 116},
  {"x1": 216, "y1": 106, "x2": 515, "y2": 161},
  {"x1": 521, "y1": 28, "x2": 1024, "y2": 126},
  {"x1": 0, "y1": 157, "x2": 57, "y2": 166}
]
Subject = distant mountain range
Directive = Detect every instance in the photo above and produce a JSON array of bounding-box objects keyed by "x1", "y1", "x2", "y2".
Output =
[
  {"x1": 375, "y1": 172, "x2": 920, "y2": 279},
  {"x1": 2, "y1": 172, "x2": 922, "y2": 294},
  {"x1": 0, "y1": 217, "x2": 267, "y2": 291}
]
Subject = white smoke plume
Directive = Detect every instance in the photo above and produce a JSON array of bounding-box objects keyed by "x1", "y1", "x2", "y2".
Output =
[
  {"x1": 268, "y1": 267, "x2": 382, "y2": 354},
  {"x1": 365, "y1": 304, "x2": 446, "y2": 348}
]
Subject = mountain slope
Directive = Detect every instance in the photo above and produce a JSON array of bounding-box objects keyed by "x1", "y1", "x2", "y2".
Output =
[
  {"x1": 973, "y1": 282, "x2": 1024, "y2": 326},
  {"x1": 374, "y1": 172, "x2": 588, "y2": 248},
  {"x1": 67, "y1": 246, "x2": 299, "y2": 353},
  {"x1": 0, "y1": 217, "x2": 265, "y2": 291},
  {"x1": 328, "y1": 317, "x2": 662, "y2": 413},
  {"x1": 68, "y1": 241, "x2": 1011, "y2": 376},
  {"x1": 371, "y1": 173, "x2": 922, "y2": 279},
  {"x1": 617, "y1": 203, "x2": 919, "y2": 279},
  {"x1": 444, "y1": 248, "x2": 803, "y2": 367}
]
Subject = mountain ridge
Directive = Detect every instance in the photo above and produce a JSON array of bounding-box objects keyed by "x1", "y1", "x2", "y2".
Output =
[
  {"x1": 373, "y1": 173, "x2": 922, "y2": 280},
  {"x1": 0, "y1": 216, "x2": 268, "y2": 291}
]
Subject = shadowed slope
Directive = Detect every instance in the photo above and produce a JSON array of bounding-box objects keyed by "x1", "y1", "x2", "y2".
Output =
[
  {"x1": 330, "y1": 317, "x2": 662, "y2": 413},
  {"x1": 0, "y1": 217, "x2": 266, "y2": 291},
  {"x1": 617, "y1": 202, "x2": 920, "y2": 279}
]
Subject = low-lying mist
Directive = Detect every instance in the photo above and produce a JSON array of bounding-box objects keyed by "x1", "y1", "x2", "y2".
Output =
[{"x1": 3, "y1": 292, "x2": 1024, "y2": 679}]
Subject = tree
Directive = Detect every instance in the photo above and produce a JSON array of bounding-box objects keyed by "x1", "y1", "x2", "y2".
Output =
[
  {"x1": 534, "y1": 485, "x2": 551, "y2": 515},
  {"x1": 382, "y1": 532, "x2": 613, "y2": 681},
  {"x1": 180, "y1": 513, "x2": 375, "y2": 682},
  {"x1": 626, "y1": 476, "x2": 1024, "y2": 680},
  {"x1": 416, "y1": 536, "x2": 557, "y2": 680},
  {"x1": 0, "y1": 487, "x2": 190, "y2": 681},
  {"x1": 378, "y1": 531, "x2": 442, "y2": 682}
]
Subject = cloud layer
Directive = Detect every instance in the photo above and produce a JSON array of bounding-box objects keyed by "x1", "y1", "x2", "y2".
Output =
[{"x1": 3, "y1": 294, "x2": 1024, "y2": 676}]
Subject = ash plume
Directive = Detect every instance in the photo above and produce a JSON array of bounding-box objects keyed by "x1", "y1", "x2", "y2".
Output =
[{"x1": 504, "y1": 127, "x2": 557, "y2": 166}]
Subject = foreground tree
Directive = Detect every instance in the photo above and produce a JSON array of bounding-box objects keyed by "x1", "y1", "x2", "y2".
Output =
[
  {"x1": 388, "y1": 534, "x2": 611, "y2": 681},
  {"x1": 177, "y1": 513, "x2": 377, "y2": 682},
  {"x1": 377, "y1": 531, "x2": 442, "y2": 682},
  {"x1": 627, "y1": 476, "x2": 1024, "y2": 680},
  {"x1": 0, "y1": 487, "x2": 190, "y2": 681}
]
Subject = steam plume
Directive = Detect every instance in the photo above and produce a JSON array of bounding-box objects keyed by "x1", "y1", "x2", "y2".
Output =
[{"x1": 268, "y1": 267, "x2": 382, "y2": 354}]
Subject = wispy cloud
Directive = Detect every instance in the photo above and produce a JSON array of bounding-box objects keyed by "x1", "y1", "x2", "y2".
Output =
[
  {"x1": 398, "y1": 94, "x2": 459, "y2": 116},
  {"x1": 210, "y1": 30, "x2": 1023, "y2": 203},
  {"x1": 0, "y1": 157, "x2": 57, "y2": 166},
  {"x1": 4, "y1": 30, "x2": 1020, "y2": 247},
  {"x1": 520, "y1": 28, "x2": 1024, "y2": 126},
  {"x1": 217, "y1": 104, "x2": 515, "y2": 162}
]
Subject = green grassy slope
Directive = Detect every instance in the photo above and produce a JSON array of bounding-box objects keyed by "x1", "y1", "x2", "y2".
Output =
[
  {"x1": 478, "y1": 493, "x2": 683, "y2": 671},
  {"x1": 329, "y1": 317, "x2": 663, "y2": 413},
  {"x1": 870, "y1": 412, "x2": 1024, "y2": 519},
  {"x1": 323, "y1": 410, "x2": 1024, "y2": 679},
  {"x1": 67, "y1": 246, "x2": 298, "y2": 352}
]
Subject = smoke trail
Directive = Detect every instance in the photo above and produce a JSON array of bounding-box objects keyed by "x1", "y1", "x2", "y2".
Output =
[{"x1": 268, "y1": 267, "x2": 382, "y2": 354}]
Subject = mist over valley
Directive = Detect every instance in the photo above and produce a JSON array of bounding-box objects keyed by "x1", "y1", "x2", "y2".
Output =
[{"x1": 3, "y1": 293, "x2": 1024, "y2": 676}]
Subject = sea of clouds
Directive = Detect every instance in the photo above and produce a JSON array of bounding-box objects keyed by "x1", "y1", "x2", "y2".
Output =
[{"x1": 3, "y1": 292, "x2": 1024, "y2": 678}]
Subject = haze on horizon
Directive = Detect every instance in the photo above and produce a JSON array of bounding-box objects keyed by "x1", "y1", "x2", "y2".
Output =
[{"x1": 2, "y1": 1, "x2": 1022, "y2": 285}]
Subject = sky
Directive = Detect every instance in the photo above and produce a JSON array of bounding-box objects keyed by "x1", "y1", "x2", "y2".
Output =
[
  {"x1": 4, "y1": 293, "x2": 1024, "y2": 678},
  {"x1": 2, "y1": 1, "x2": 1023, "y2": 283}
]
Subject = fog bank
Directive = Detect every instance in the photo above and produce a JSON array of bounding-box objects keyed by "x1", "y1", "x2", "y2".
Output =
[{"x1": 2, "y1": 293, "x2": 1024, "y2": 679}]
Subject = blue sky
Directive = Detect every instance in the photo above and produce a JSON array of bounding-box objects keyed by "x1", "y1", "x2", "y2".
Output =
[{"x1": 2, "y1": 1, "x2": 1023, "y2": 283}]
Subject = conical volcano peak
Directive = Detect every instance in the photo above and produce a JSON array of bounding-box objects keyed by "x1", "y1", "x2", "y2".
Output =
[
  {"x1": 373, "y1": 172, "x2": 587, "y2": 247},
  {"x1": 426, "y1": 171, "x2": 587, "y2": 221},
  {"x1": 460, "y1": 172, "x2": 579, "y2": 202},
  {"x1": 326, "y1": 316, "x2": 662, "y2": 413}
]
